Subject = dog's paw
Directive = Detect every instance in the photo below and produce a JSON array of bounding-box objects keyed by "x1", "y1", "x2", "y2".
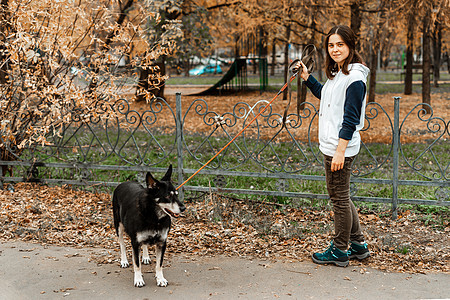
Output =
[
  {"x1": 156, "y1": 275, "x2": 168, "y2": 287},
  {"x1": 134, "y1": 275, "x2": 145, "y2": 288},
  {"x1": 120, "y1": 260, "x2": 130, "y2": 268},
  {"x1": 142, "y1": 257, "x2": 151, "y2": 265}
]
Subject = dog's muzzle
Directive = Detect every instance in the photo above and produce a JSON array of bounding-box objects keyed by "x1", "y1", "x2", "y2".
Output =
[{"x1": 163, "y1": 208, "x2": 181, "y2": 218}]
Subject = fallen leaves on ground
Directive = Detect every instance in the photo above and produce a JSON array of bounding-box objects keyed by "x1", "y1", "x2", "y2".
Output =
[{"x1": 0, "y1": 183, "x2": 448, "y2": 274}]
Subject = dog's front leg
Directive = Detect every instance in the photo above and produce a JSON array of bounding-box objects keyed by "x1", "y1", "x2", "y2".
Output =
[
  {"x1": 142, "y1": 244, "x2": 151, "y2": 264},
  {"x1": 155, "y1": 242, "x2": 168, "y2": 287},
  {"x1": 131, "y1": 241, "x2": 145, "y2": 287}
]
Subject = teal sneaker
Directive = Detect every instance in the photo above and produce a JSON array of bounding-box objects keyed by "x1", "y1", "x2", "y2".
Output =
[
  {"x1": 348, "y1": 241, "x2": 371, "y2": 260},
  {"x1": 312, "y1": 242, "x2": 349, "y2": 267}
]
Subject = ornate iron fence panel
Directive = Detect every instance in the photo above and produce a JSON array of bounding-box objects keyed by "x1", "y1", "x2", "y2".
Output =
[
  {"x1": 399, "y1": 103, "x2": 449, "y2": 181},
  {"x1": 181, "y1": 98, "x2": 322, "y2": 173},
  {"x1": 0, "y1": 97, "x2": 177, "y2": 187},
  {"x1": 0, "y1": 93, "x2": 448, "y2": 219},
  {"x1": 178, "y1": 94, "x2": 449, "y2": 220}
]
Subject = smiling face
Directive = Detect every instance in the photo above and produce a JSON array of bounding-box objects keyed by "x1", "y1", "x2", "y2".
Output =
[{"x1": 327, "y1": 34, "x2": 350, "y2": 69}]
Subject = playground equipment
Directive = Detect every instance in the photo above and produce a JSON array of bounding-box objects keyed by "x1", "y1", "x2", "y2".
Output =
[
  {"x1": 193, "y1": 57, "x2": 268, "y2": 95},
  {"x1": 192, "y1": 58, "x2": 252, "y2": 94},
  {"x1": 193, "y1": 30, "x2": 269, "y2": 95}
]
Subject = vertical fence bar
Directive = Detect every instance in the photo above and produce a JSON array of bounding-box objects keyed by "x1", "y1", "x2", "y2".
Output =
[
  {"x1": 175, "y1": 92, "x2": 184, "y2": 203},
  {"x1": 392, "y1": 96, "x2": 401, "y2": 220}
]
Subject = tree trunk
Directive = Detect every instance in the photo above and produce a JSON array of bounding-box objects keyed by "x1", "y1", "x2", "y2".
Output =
[
  {"x1": 235, "y1": 34, "x2": 239, "y2": 58},
  {"x1": 271, "y1": 38, "x2": 276, "y2": 76},
  {"x1": 368, "y1": 46, "x2": 378, "y2": 103},
  {"x1": 422, "y1": 8, "x2": 431, "y2": 113},
  {"x1": 310, "y1": 4, "x2": 322, "y2": 81},
  {"x1": 157, "y1": 59, "x2": 166, "y2": 97},
  {"x1": 404, "y1": 12, "x2": 414, "y2": 95},
  {"x1": 446, "y1": 51, "x2": 450, "y2": 73},
  {"x1": 368, "y1": 0, "x2": 385, "y2": 103},
  {"x1": 380, "y1": 46, "x2": 389, "y2": 71},
  {"x1": 135, "y1": 60, "x2": 165, "y2": 102},
  {"x1": 368, "y1": 22, "x2": 380, "y2": 103},
  {"x1": 432, "y1": 23, "x2": 441, "y2": 87},
  {"x1": 296, "y1": 5, "x2": 318, "y2": 107},
  {"x1": 350, "y1": 0, "x2": 362, "y2": 53},
  {"x1": 0, "y1": 0, "x2": 10, "y2": 84},
  {"x1": 258, "y1": 26, "x2": 268, "y2": 91},
  {"x1": 136, "y1": 67, "x2": 150, "y2": 102},
  {"x1": 282, "y1": 25, "x2": 290, "y2": 100},
  {"x1": 317, "y1": 45, "x2": 323, "y2": 82}
]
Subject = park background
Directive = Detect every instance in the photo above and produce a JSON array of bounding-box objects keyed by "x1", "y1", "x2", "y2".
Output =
[{"x1": 0, "y1": 0, "x2": 448, "y2": 279}]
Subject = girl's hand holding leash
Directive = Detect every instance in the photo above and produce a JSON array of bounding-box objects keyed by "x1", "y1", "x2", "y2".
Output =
[
  {"x1": 293, "y1": 61, "x2": 310, "y2": 81},
  {"x1": 292, "y1": 44, "x2": 316, "y2": 81}
]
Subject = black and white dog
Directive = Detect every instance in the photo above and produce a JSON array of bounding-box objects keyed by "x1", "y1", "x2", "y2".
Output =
[{"x1": 112, "y1": 165, "x2": 185, "y2": 287}]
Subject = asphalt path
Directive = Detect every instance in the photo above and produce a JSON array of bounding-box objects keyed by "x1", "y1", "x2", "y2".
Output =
[{"x1": 1, "y1": 240, "x2": 449, "y2": 300}]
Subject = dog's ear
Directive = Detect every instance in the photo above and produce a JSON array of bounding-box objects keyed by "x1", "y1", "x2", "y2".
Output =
[
  {"x1": 146, "y1": 172, "x2": 159, "y2": 189},
  {"x1": 161, "y1": 164, "x2": 173, "y2": 182}
]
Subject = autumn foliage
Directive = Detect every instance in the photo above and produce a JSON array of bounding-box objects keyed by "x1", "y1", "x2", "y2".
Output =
[{"x1": 0, "y1": 0, "x2": 181, "y2": 165}]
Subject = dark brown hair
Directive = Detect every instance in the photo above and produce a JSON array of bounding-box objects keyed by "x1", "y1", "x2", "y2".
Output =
[{"x1": 324, "y1": 25, "x2": 364, "y2": 79}]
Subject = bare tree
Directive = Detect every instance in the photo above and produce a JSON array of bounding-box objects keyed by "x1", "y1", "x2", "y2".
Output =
[
  {"x1": 422, "y1": 5, "x2": 432, "y2": 113},
  {"x1": 432, "y1": 20, "x2": 442, "y2": 87},
  {"x1": 283, "y1": 24, "x2": 291, "y2": 100},
  {"x1": 367, "y1": 0, "x2": 388, "y2": 103},
  {"x1": 350, "y1": 0, "x2": 363, "y2": 52},
  {"x1": 404, "y1": 9, "x2": 415, "y2": 95}
]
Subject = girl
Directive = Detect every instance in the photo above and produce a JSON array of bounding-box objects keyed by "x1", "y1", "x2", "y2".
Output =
[{"x1": 296, "y1": 25, "x2": 371, "y2": 267}]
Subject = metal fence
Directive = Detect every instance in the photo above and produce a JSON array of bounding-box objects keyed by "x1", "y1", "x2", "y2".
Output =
[{"x1": 0, "y1": 93, "x2": 448, "y2": 219}]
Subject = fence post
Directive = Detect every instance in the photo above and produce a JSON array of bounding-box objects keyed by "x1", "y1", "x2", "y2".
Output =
[
  {"x1": 175, "y1": 92, "x2": 184, "y2": 203},
  {"x1": 392, "y1": 96, "x2": 401, "y2": 220}
]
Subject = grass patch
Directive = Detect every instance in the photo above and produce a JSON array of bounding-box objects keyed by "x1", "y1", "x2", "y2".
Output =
[{"x1": 21, "y1": 128, "x2": 448, "y2": 208}]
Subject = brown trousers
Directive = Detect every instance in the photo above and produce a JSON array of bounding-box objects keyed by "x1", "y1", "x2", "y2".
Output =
[{"x1": 324, "y1": 154, "x2": 364, "y2": 251}]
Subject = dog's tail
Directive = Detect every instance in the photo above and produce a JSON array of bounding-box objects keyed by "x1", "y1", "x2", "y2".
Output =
[{"x1": 112, "y1": 190, "x2": 121, "y2": 236}]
